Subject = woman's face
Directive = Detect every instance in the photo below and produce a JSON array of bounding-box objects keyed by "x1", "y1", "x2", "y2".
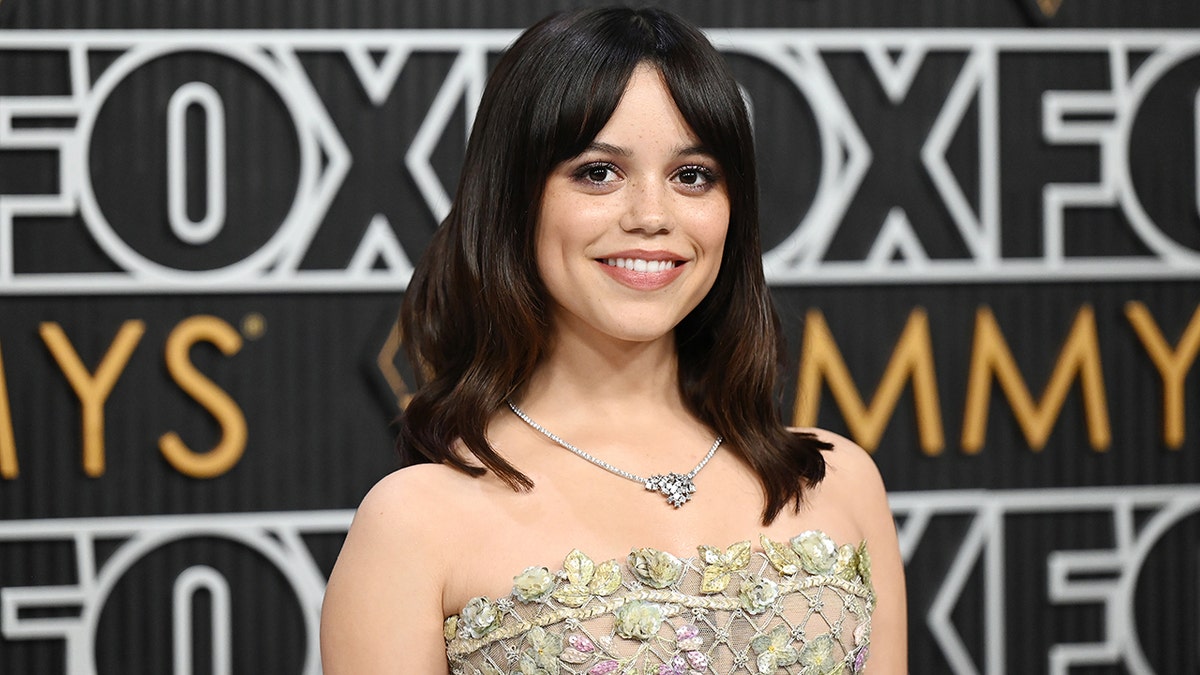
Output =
[{"x1": 535, "y1": 64, "x2": 730, "y2": 348}]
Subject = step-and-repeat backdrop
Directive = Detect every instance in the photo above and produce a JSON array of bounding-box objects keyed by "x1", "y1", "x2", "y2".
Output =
[{"x1": 2, "y1": 0, "x2": 1198, "y2": 672}]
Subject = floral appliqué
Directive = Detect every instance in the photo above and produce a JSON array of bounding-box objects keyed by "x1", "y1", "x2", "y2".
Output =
[
  {"x1": 738, "y1": 576, "x2": 780, "y2": 615},
  {"x1": 513, "y1": 566, "x2": 557, "y2": 603},
  {"x1": 554, "y1": 634, "x2": 594, "y2": 665},
  {"x1": 518, "y1": 626, "x2": 564, "y2": 675},
  {"x1": 759, "y1": 532, "x2": 871, "y2": 588},
  {"x1": 614, "y1": 600, "x2": 666, "y2": 640},
  {"x1": 457, "y1": 596, "x2": 501, "y2": 640},
  {"x1": 446, "y1": 532, "x2": 875, "y2": 675},
  {"x1": 751, "y1": 625, "x2": 798, "y2": 673},
  {"x1": 552, "y1": 549, "x2": 623, "y2": 608},
  {"x1": 669, "y1": 624, "x2": 709, "y2": 673},
  {"x1": 697, "y1": 540, "x2": 752, "y2": 593},
  {"x1": 627, "y1": 548, "x2": 684, "y2": 589}
]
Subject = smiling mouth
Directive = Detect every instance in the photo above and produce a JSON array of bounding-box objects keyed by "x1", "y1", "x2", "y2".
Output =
[{"x1": 600, "y1": 257, "x2": 683, "y2": 273}]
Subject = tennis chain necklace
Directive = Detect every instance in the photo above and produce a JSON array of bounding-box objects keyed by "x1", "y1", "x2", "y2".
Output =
[{"x1": 507, "y1": 401, "x2": 723, "y2": 508}]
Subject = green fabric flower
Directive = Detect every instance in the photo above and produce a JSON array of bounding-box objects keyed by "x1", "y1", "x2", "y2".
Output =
[
  {"x1": 442, "y1": 615, "x2": 458, "y2": 642},
  {"x1": 738, "y1": 576, "x2": 780, "y2": 615},
  {"x1": 791, "y1": 530, "x2": 837, "y2": 575},
  {"x1": 627, "y1": 548, "x2": 684, "y2": 589},
  {"x1": 513, "y1": 566, "x2": 557, "y2": 602},
  {"x1": 613, "y1": 600, "x2": 666, "y2": 640},
  {"x1": 518, "y1": 626, "x2": 563, "y2": 674},
  {"x1": 856, "y1": 542, "x2": 872, "y2": 586},
  {"x1": 799, "y1": 634, "x2": 843, "y2": 674},
  {"x1": 834, "y1": 544, "x2": 860, "y2": 583},
  {"x1": 750, "y1": 625, "x2": 798, "y2": 673},
  {"x1": 458, "y1": 596, "x2": 501, "y2": 639}
]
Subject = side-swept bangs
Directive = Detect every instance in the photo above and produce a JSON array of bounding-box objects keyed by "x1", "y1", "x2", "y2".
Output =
[{"x1": 483, "y1": 7, "x2": 755, "y2": 251}]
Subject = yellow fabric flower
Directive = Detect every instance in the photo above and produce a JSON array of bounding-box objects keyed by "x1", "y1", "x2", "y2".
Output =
[
  {"x1": 513, "y1": 566, "x2": 557, "y2": 602},
  {"x1": 628, "y1": 548, "x2": 684, "y2": 589},
  {"x1": 613, "y1": 600, "x2": 666, "y2": 640},
  {"x1": 791, "y1": 530, "x2": 837, "y2": 575}
]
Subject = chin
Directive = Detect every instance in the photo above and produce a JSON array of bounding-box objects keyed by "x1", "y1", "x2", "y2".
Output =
[
  {"x1": 620, "y1": 320, "x2": 694, "y2": 345},
  {"x1": 554, "y1": 300, "x2": 700, "y2": 346},
  {"x1": 614, "y1": 330, "x2": 675, "y2": 345}
]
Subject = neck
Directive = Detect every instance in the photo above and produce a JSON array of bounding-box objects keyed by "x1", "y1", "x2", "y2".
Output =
[
  {"x1": 503, "y1": 317, "x2": 720, "y2": 484},
  {"x1": 519, "y1": 323, "x2": 686, "y2": 423}
]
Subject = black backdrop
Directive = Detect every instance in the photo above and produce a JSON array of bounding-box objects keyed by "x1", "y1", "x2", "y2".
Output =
[{"x1": 2, "y1": 0, "x2": 1199, "y2": 673}]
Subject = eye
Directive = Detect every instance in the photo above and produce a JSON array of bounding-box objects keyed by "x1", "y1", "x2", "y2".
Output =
[
  {"x1": 673, "y1": 164, "x2": 720, "y2": 191},
  {"x1": 573, "y1": 162, "x2": 621, "y2": 185}
]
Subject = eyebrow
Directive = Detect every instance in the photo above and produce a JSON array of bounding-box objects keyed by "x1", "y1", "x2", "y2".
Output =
[{"x1": 581, "y1": 141, "x2": 715, "y2": 159}]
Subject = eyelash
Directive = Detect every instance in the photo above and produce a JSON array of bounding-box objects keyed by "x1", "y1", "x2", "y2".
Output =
[
  {"x1": 573, "y1": 162, "x2": 620, "y2": 185},
  {"x1": 570, "y1": 162, "x2": 721, "y2": 191},
  {"x1": 674, "y1": 165, "x2": 720, "y2": 190}
]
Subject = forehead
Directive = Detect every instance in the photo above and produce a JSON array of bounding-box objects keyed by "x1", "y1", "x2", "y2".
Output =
[{"x1": 590, "y1": 64, "x2": 702, "y2": 149}]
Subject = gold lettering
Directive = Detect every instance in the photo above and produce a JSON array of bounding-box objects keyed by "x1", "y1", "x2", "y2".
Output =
[
  {"x1": 0, "y1": 342, "x2": 17, "y2": 478},
  {"x1": 40, "y1": 321, "x2": 145, "y2": 477},
  {"x1": 1125, "y1": 302, "x2": 1200, "y2": 449},
  {"x1": 795, "y1": 308, "x2": 944, "y2": 455},
  {"x1": 159, "y1": 315, "x2": 246, "y2": 478},
  {"x1": 961, "y1": 305, "x2": 1110, "y2": 453}
]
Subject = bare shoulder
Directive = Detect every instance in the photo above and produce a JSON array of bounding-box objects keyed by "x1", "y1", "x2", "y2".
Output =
[
  {"x1": 320, "y1": 464, "x2": 470, "y2": 675},
  {"x1": 335, "y1": 462, "x2": 493, "y2": 584},
  {"x1": 790, "y1": 427, "x2": 886, "y2": 497},
  {"x1": 789, "y1": 427, "x2": 889, "y2": 542},
  {"x1": 359, "y1": 462, "x2": 471, "y2": 519}
]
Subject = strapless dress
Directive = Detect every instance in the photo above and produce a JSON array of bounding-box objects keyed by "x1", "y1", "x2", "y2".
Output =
[{"x1": 444, "y1": 530, "x2": 874, "y2": 674}]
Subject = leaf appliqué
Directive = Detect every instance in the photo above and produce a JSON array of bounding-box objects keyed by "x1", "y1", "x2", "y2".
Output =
[
  {"x1": 552, "y1": 584, "x2": 592, "y2": 608},
  {"x1": 563, "y1": 549, "x2": 596, "y2": 586},
  {"x1": 552, "y1": 550, "x2": 621, "y2": 607},
  {"x1": 589, "y1": 559, "x2": 622, "y2": 596},
  {"x1": 697, "y1": 540, "x2": 752, "y2": 593},
  {"x1": 759, "y1": 535, "x2": 802, "y2": 577}
]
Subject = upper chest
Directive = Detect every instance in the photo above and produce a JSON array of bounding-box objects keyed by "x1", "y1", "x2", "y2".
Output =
[{"x1": 437, "y1": 459, "x2": 861, "y2": 615}]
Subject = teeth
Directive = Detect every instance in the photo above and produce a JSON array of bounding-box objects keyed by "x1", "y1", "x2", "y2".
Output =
[{"x1": 603, "y1": 258, "x2": 678, "y2": 273}]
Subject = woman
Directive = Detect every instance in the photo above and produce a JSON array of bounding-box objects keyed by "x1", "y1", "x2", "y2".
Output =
[{"x1": 321, "y1": 7, "x2": 905, "y2": 674}]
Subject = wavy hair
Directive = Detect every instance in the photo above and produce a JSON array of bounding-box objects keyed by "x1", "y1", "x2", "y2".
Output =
[{"x1": 398, "y1": 6, "x2": 828, "y2": 523}]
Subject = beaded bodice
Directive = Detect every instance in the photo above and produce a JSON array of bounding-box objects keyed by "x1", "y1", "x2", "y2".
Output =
[{"x1": 444, "y1": 531, "x2": 874, "y2": 675}]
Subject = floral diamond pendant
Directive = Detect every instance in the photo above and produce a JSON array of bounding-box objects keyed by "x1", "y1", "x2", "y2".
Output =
[{"x1": 644, "y1": 472, "x2": 696, "y2": 507}]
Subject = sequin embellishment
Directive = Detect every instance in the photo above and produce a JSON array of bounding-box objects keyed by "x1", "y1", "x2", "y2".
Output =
[{"x1": 446, "y1": 532, "x2": 874, "y2": 675}]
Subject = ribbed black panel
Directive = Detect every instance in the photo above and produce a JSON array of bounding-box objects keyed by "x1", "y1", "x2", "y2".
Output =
[{"x1": 1, "y1": 1, "x2": 1198, "y2": 673}]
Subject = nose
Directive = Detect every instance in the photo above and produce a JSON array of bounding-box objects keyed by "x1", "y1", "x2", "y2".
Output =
[{"x1": 621, "y1": 179, "x2": 672, "y2": 235}]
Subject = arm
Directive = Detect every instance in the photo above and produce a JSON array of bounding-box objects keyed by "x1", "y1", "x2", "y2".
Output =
[
  {"x1": 859, "y1": 458, "x2": 907, "y2": 674},
  {"x1": 320, "y1": 470, "x2": 451, "y2": 675},
  {"x1": 819, "y1": 434, "x2": 908, "y2": 674}
]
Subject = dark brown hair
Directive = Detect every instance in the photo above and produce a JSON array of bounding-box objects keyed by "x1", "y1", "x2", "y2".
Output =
[{"x1": 398, "y1": 6, "x2": 828, "y2": 523}]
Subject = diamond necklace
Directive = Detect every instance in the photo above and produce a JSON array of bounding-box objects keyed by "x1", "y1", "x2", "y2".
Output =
[{"x1": 506, "y1": 400, "x2": 723, "y2": 508}]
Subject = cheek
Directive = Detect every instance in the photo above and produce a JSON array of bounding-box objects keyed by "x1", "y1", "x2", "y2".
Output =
[
  {"x1": 702, "y1": 204, "x2": 731, "y2": 255},
  {"x1": 700, "y1": 189, "x2": 731, "y2": 241},
  {"x1": 536, "y1": 195, "x2": 608, "y2": 265},
  {"x1": 534, "y1": 196, "x2": 569, "y2": 271},
  {"x1": 534, "y1": 214, "x2": 585, "y2": 301},
  {"x1": 535, "y1": 218, "x2": 568, "y2": 268},
  {"x1": 533, "y1": 234, "x2": 561, "y2": 294}
]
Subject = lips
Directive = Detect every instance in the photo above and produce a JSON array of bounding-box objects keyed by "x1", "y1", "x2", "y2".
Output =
[{"x1": 595, "y1": 251, "x2": 688, "y2": 290}]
